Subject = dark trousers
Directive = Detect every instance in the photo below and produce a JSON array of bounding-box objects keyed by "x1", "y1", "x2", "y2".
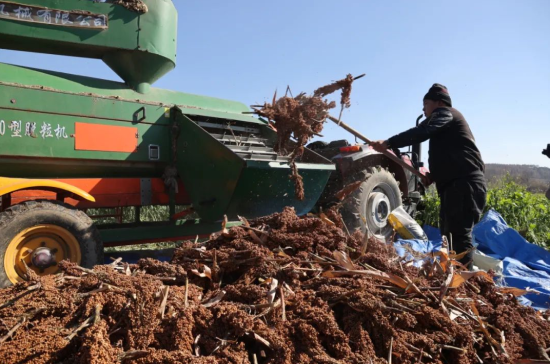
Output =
[{"x1": 437, "y1": 178, "x2": 487, "y2": 268}]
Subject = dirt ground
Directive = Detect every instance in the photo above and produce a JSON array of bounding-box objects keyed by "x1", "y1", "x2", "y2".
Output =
[{"x1": 1, "y1": 207, "x2": 550, "y2": 363}]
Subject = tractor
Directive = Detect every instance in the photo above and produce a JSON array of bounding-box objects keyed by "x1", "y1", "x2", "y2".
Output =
[{"x1": 0, "y1": 0, "x2": 425, "y2": 287}]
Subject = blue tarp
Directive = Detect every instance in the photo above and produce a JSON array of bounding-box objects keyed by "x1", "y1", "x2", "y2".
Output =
[
  {"x1": 500, "y1": 258, "x2": 550, "y2": 309},
  {"x1": 474, "y1": 210, "x2": 550, "y2": 274},
  {"x1": 394, "y1": 209, "x2": 550, "y2": 310},
  {"x1": 393, "y1": 239, "x2": 440, "y2": 268},
  {"x1": 392, "y1": 225, "x2": 443, "y2": 268},
  {"x1": 473, "y1": 210, "x2": 550, "y2": 309}
]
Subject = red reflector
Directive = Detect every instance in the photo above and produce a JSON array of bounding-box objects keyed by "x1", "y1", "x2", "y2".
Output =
[{"x1": 339, "y1": 145, "x2": 362, "y2": 153}]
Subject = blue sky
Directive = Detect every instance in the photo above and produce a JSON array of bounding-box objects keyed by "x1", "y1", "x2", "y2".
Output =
[{"x1": 1, "y1": 0, "x2": 549, "y2": 167}]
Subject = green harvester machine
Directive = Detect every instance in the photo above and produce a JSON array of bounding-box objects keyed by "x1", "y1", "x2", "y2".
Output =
[{"x1": 0, "y1": 0, "x2": 335, "y2": 286}]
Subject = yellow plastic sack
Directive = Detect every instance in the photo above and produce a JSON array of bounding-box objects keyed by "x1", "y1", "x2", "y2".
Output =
[{"x1": 388, "y1": 206, "x2": 428, "y2": 241}]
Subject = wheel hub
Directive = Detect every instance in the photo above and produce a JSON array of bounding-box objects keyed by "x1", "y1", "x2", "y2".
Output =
[
  {"x1": 31, "y1": 247, "x2": 57, "y2": 269},
  {"x1": 367, "y1": 192, "x2": 391, "y2": 229},
  {"x1": 4, "y1": 224, "x2": 81, "y2": 284}
]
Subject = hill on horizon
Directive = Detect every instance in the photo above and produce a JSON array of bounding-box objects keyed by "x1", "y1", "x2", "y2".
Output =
[{"x1": 485, "y1": 163, "x2": 550, "y2": 193}]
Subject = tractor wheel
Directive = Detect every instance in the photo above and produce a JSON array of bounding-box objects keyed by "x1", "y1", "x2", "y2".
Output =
[
  {"x1": 342, "y1": 168, "x2": 402, "y2": 239},
  {"x1": 0, "y1": 200, "x2": 103, "y2": 288}
]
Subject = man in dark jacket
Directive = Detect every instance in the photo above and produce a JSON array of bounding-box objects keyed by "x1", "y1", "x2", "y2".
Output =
[{"x1": 371, "y1": 84, "x2": 486, "y2": 268}]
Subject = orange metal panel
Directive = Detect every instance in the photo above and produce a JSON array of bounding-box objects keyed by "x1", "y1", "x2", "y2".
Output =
[
  {"x1": 9, "y1": 178, "x2": 190, "y2": 208},
  {"x1": 74, "y1": 123, "x2": 138, "y2": 153}
]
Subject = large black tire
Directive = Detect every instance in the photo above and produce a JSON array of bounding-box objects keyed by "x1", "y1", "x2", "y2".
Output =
[
  {"x1": 342, "y1": 168, "x2": 402, "y2": 239},
  {"x1": 0, "y1": 200, "x2": 103, "y2": 288}
]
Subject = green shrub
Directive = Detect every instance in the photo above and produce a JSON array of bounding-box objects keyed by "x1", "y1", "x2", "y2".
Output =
[
  {"x1": 417, "y1": 176, "x2": 550, "y2": 247},
  {"x1": 416, "y1": 186, "x2": 440, "y2": 228},
  {"x1": 486, "y1": 177, "x2": 550, "y2": 246}
]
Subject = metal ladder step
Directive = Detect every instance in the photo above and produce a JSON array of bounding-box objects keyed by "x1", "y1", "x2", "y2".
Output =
[
  {"x1": 210, "y1": 133, "x2": 269, "y2": 147},
  {"x1": 228, "y1": 145, "x2": 276, "y2": 154},
  {"x1": 198, "y1": 121, "x2": 261, "y2": 134},
  {"x1": 234, "y1": 151, "x2": 291, "y2": 162}
]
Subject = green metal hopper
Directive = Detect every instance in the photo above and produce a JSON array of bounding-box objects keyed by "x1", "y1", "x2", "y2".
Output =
[
  {"x1": 0, "y1": 0, "x2": 335, "y2": 223},
  {"x1": 173, "y1": 109, "x2": 334, "y2": 222},
  {"x1": 0, "y1": 0, "x2": 176, "y2": 93},
  {"x1": 0, "y1": 0, "x2": 340, "y2": 288}
]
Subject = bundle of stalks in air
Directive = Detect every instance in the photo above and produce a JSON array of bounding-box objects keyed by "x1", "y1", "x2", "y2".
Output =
[{"x1": 250, "y1": 74, "x2": 364, "y2": 200}]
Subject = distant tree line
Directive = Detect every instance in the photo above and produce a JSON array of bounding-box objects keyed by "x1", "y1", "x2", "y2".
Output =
[{"x1": 485, "y1": 164, "x2": 550, "y2": 193}]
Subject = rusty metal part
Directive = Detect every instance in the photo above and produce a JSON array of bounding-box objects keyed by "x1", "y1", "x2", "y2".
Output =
[{"x1": 327, "y1": 115, "x2": 424, "y2": 179}]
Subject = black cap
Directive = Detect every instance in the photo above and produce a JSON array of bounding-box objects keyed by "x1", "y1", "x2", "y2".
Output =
[{"x1": 423, "y1": 83, "x2": 452, "y2": 107}]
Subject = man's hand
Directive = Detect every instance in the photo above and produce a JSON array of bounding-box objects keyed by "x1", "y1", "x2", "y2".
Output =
[
  {"x1": 420, "y1": 172, "x2": 433, "y2": 187},
  {"x1": 370, "y1": 140, "x2": 389, "y2": 153}
]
